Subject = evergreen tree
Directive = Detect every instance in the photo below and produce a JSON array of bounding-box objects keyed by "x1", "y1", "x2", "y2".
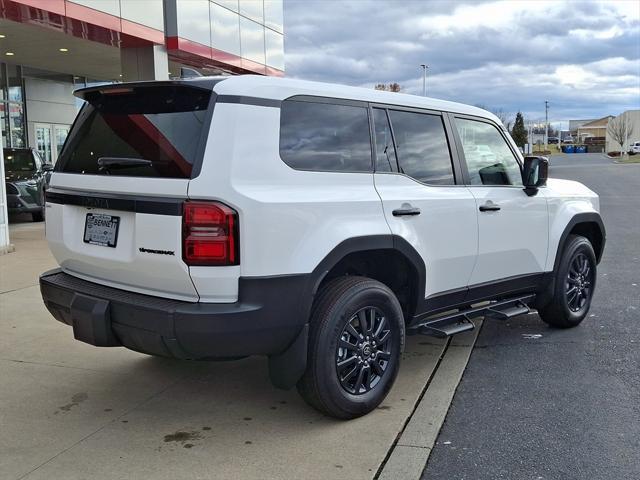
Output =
[{"x1": 510, "y1": 112, "x2": 528, "y2": 148}]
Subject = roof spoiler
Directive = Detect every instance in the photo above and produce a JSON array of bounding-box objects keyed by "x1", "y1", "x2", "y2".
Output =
[{"x1": 74, "y1": 77, "x2": 224, "y2": 100}]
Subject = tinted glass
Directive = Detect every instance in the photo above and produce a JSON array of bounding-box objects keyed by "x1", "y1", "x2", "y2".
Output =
[
  {"x1": 7, "y1": 64, "x2": 22, "y2": 102},
  {"x1": 240, "y1": 17, "x2": 266, "y2": 64},
  {"x1": 214, "y1": 0, "x2": 238, "y2": 11},
  {"x1": 265, "y1": 28, "x2": 284, "y2": 70},
  {"x1": 264, "y1": 0, "x2": 283, "y2": 33},
  {"x1": 68, "y1": 0, "x2": 119, "y2": 16},
  {"x1": 176, "y1": 0, "x2": 211, "y2": 46},
  {"x1": 239, "y1": 0, "x2": 264, "y2": 22},
  {"x1": 280, "y1": 100, "x2": 372, "y2": 172},
  {"x1": 120, "y1": 0, "x2": 164, "y2": 31},
  {"x1": 211, "y1": 2, "x2": 241, "y2": 55},
  {"x1": 57, "y1": 86, "x2": 211, "y2": 178},
  {"x1": 9, "y1": 102, "x2": 25, "y2": 148},
  {"x1": 387, "y1": 110, "x2": 454, "y2": 185},
  {"x1": 373, "y1": 108, "x2": 397, "y2": 172},
  {"x1": 455, "y1": 118, "x2": 522, "y2": 186},
  {"x1": 4, "y1": 149, "x2": 35, "y2": 172}
]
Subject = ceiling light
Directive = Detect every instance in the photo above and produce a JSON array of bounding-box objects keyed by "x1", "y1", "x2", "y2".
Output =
[
  {"x1": 0, "y1": 35, "x2": 5, "y2": 39},
  {"x1": 5, "y1": 52, "x2": 14, "y2": 56},
  {"x1": 59, "y1": 48, "x2": 68, "y2": 52}
]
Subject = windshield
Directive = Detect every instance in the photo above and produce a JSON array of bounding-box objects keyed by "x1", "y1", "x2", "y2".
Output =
[
  {"x1": 4, "y1": 149, "x2": 36, "y2": 172},
  {"x1": 57, "y1": 85, "x2": 213, "y2": 178}
]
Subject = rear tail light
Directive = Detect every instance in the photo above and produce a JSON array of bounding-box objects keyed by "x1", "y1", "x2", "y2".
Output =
[{"x1": 182, "y1": 201, "x2": 239, "y2": 266}]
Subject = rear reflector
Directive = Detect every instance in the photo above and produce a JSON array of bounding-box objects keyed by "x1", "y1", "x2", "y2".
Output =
[{"x1": 182, "y1": 201, "x2": 238, "y2": 266}]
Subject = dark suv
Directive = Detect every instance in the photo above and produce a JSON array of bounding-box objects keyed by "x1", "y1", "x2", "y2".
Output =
[{"x1": 4, "y1": 147, "x2": 52, "y2": 221}]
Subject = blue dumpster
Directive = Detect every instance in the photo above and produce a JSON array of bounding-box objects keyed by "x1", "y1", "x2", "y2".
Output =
[
  {"x1": 564, "y1": 145, "x2": 575, "y2": 153},
  {"x1": 575, "y1": 145, "x2": 586, "y2": 153}
]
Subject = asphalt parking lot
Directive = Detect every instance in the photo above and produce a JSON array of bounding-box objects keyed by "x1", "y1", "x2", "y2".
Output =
[
  {"x1": 2, "y1": 153, "x2": 636, "y2": 480},
  {"x1": 0, "y1": 222, "x2": 477, "y2": 480},
  {"x1": 423, "y1": 153, "x2": 640, "y2": 479}
]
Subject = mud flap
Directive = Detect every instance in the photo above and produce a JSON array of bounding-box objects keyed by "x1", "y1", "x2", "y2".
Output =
[
  {"x1": 268, "y1": 323, "x2": 308, "y2": 390},
  {"x1": 70, "y1": 293, "x2": 121, "y2": 347}
]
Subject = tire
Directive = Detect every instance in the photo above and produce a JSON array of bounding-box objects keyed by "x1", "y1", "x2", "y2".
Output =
[
  {"x1": 32, "y1": 210, "x2": 44, "y2": 222},
  {"x1": 538, "y1": 235, "x2": 597, "y2": 328},
  {"x1": 297, "y1": 276, "x2": 405, "y2": 419}
]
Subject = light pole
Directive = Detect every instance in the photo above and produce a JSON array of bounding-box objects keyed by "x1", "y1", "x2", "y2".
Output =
[
  {"x1": 420, "y1": 64, "x2": 428, "y2": 96},
  {"x1": 544, "y1": 100, "x2": 549, "y2": 151}
]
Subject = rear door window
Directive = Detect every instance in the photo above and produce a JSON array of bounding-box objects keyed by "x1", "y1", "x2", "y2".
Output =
[
  {"x1": 280, "y1": 99, "x2": 372, "y2": 172},
  {"x1": 57, "y1": 86, "x2": 212, "y2": 178},
  {"x1": 372, "y1": 108, "x2": 398, "y2": 172},
  {"x1": 387, "y1": 109, "x2": 455, "y2": 185}
]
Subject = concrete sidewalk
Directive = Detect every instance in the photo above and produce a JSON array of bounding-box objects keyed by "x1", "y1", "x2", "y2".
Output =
[{"x1": 0, "y1": 223, "x2": 478, "y2": 480}]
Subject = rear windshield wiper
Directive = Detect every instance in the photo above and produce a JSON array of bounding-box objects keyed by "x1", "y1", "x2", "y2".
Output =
[{"x1": 97, "y1": 157, "x2": 152, "y2": 174}]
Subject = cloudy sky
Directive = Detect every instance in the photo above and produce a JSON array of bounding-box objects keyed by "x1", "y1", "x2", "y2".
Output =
[{"x1": 283, "y1": 0, "x2": 640, "y2": 127}]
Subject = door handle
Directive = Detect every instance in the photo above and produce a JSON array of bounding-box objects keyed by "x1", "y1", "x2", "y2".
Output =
[
  {"x1": 392, "y1": 207, "x2": 421, "y2": 217},
  {"x1": 479, "y1": 201, "x2": 501, "y2": 212}
]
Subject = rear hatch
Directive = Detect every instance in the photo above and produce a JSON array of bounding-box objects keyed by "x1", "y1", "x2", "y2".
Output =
[{"x1": 46, "y1": 81, "x2": 216, "y2": 301}]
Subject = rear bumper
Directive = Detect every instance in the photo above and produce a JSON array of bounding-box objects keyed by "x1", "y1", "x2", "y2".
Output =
[{"x1": 39, "y1": 269, "x2": 310, "y2": 362}]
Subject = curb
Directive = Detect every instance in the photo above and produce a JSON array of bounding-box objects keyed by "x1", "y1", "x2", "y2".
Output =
[{"x1": 377, "y1": 322, "x2": 482, "y2": 480}]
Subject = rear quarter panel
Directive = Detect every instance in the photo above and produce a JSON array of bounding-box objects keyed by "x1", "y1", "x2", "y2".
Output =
[{"x1": 188, "y1": 103, "x2": 391, "y2": 281}]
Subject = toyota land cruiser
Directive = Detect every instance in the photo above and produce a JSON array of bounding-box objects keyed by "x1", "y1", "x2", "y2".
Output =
[{"x1": 39, "y1": 76, "x2": 605, "y2": 419}]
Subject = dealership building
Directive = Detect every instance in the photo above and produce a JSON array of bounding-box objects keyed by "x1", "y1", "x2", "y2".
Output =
[{"x1": 0, "y1": 0, "x2": 284, "y2": 250}]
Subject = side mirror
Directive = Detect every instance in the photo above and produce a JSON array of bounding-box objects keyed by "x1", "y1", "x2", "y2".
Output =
[
  {"x1": 522, "y1": 156, "x2": 548, "y2": 196},
  {"x1": 42, "y1": 163, "x2": 54, "y2": 172}
]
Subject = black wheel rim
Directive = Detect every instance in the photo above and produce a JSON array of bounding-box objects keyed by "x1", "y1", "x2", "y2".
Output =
[
  {"x1": 566, "y1": 252, "x2": 594, "y2": 312},
  {"x1": 335, "y1": 306, "x2": 392, "y2": 395}
]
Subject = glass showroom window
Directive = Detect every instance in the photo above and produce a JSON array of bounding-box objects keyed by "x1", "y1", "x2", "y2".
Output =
[{"x1": 0, "y1": 63, "x2": 26, "y2": 148}]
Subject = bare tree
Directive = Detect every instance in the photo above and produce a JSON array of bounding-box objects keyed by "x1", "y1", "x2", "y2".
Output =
[
  {"x1": 492, "y1": 108, "x2": 510, "y2": 129},
  {"x1": 474, "y1": 104, "x2": 511, "y2": 128},
  {"x1": 375, "y1": 83, "x2": 402, "y2": 92},
  {"x1": 607, "y1": 114, "x2": 632, "y2": 157}
]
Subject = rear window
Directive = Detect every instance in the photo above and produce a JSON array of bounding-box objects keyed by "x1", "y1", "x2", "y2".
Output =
[
  {"x1": 279, "y1": 99, "x2": 372, "y2": 172},
  {"x1": 4, "y1": 149, "x2": 36, "y2": 172},
  {"x1": 57, "y1": 86, "x2": 212, "y2": 178}
]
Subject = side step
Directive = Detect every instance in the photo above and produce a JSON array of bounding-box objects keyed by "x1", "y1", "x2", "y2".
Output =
[
  {"x1": 417, "y1": 317, "x2": 475, "y2": 338},
  {"x1": 408, "y1": 294, "x2": 535, "y2": 338}
]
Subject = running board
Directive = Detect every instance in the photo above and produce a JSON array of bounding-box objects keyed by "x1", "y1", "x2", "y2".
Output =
[{"x1": 408, "y1": 294, "x2": 536, "y2": 338}]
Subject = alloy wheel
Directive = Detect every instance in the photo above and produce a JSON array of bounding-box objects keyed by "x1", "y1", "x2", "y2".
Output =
[
  {"x1": 335, "y1": 306, "x2": 392, "y2": 395},
  {"x1": 566, "y1": 252, "x2": 594, "y2": 312}
]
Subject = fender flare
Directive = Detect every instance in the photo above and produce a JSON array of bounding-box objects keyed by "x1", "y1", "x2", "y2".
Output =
[
  {"x1": 552, "y1": 212, "x2": 606, "y2": 272},
  {"x1": 535, "y1": 212, "x2": 606, "y2": 311},
  {"x1": 304, "y1": 234, "x2": 427, "y2": 316}
]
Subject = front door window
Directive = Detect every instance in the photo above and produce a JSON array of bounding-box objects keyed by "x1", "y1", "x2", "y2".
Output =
[{"x1": 455, "y1": 118, "x2": 522, "y2": 186}]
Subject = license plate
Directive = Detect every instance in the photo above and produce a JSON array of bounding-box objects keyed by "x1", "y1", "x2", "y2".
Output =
[{"x1": 83, "y1": 213, "x2": 120, "y2": 248}]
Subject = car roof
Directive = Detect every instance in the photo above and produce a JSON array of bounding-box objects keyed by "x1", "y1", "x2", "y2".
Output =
[{"x1": 212, "y1": 75, "x2": 502, "y2": 124}]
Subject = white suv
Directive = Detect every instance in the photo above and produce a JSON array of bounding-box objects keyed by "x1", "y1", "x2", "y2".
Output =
[{"x1": 40, "y1": 76, "x2": 605, "y2": 419}]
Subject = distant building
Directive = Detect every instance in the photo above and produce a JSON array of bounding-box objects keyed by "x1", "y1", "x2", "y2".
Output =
[
  {"x1": 576, "y1": 116, "x2": 614, "y2": 142},
  {"x1": 606, "y1": 110, "x2": 640, "y2": 153},
  {"x1": 568, "y1": 118, "x2": 597, "y2": 137}
]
